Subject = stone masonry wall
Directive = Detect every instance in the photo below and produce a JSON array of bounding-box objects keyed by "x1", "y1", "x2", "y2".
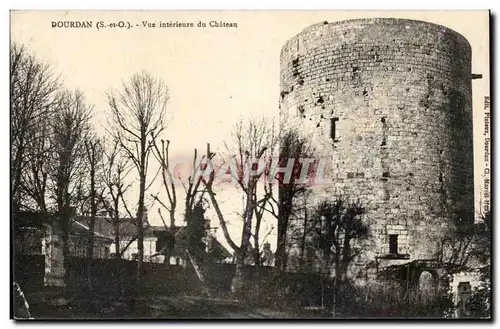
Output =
[{"x1": 279, "y1": 18, "x2": 474, "y2": 270}]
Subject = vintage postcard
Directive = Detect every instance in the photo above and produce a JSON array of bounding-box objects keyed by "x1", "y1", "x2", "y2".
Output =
[{"x1": 11, "y1": 10, "x2": 491, "y2": 320}]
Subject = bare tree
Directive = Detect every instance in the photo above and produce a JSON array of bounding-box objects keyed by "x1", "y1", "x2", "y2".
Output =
[
  {"x1": 284, "y1": 191, "x2": 315, "y2": 269},
  {"x1": 185, "y1": 197, "x2": 209, "y2": 264},
  {"x1": 252, "y1": 191, "x2": 267, "y2": 266},
  {"x1": 10, "y1": 43, "x2": 60, "y2": 213},
  {"x1": 49, "y1": 90, "x2": 92, "y2": 285},
  {"x1": 150, "y1": 139, "x2": 177, "y2": 264},
  {"x1": 259, "y1": 129, "x2": 315, "y2": 271},
  {"x1": 437, "y1": 210, "x2": 492, "y2": 271},
  {"x1": 252, "y1": 198, "x2": 276, "y2": 267},
  {"x1": 182, "y1": 148, "x2": 209, "y2": 264},
  {"x1": 202, "y1": 143, "x2": 239, "y2": 251},
  {"x1": 100, "y1": 140, "x2": 135, "y2": 259},
  {"x1": 310, "y1": 198, "x2": 369, "y2": 308},
  {"x1": 203, "y1": 117, "x2": 277, "y2": 295},
  {"x1": 82, "y1": 136, "x2": 104, "y2": 291},
  {"x1": 151, "y1": 143, "x2": 209, "y2": 265},
  {"x1": 152, "y1": 139, "x2": 176, "y2": 228},
  {"x1": 107, "y1": 71, "x2": 168, "y2": 283},
  {"x1": 297, "y1": 192, "x2": 313, "y2": 267},
  {"x1": 20, "y1": 114, "x2": 53, "y2": 213}
]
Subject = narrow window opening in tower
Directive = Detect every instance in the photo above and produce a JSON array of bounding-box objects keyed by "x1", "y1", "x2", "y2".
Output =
[
  {"x1": 381, "y1": 116, "x2": 388, "y2": 147},
  {"x1": 383, "y1": 188, "x2": 390, "y2": 201},
  {"x1": 389, "y1": 234, "x2": 398, "y2": 254},
  {"x1": 330, "y1": 117, "x2": 339, "y2": 142}
]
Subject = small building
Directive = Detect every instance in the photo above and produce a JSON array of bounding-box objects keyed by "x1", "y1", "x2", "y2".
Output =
[
  {"x1": 150, "y1": 225, "x2": 233, "y2": 265},
  {"x1": 14, "y1": 211, "x2": 113, "y2": 287},
  {"x1": 91, "y1": 215, "x2": 232, "y2": 266},
  {"x1": 89, "y1": 214, "x2": 159, "y2": 263}
]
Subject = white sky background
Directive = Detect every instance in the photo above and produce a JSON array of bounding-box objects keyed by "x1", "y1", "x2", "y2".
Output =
[{"x1": 10, "y1": 10, "x2": 490, "y2": 253}]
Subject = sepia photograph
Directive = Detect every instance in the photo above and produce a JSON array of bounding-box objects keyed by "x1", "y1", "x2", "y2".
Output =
[{"x1": 10, "y1": 10, "x2": 491, "y2": 320}]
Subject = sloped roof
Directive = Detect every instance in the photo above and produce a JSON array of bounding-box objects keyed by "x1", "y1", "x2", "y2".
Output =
[
  {"x1": 78, "y1": 216, "x2": 156, "y2": 239},
  {"x1": 14, "y1": 211, "x2": 113, "y2": 241},
  {"x1": 71, "y1": 220, "x2": 112, "y2": 241}
]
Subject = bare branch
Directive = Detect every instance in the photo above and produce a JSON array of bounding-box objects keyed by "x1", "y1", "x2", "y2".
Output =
[{"x1": 106, "y1": 71, "x2": 169, "y2": 278}]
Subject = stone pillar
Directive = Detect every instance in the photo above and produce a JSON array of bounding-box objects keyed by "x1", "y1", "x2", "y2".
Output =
[{"x1": 43, "y1": 225, "x2": 65, "y2": 287}]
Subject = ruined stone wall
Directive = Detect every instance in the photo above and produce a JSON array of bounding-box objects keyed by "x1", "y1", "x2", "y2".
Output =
[
  {"x1": 279, "y1": 18, "x2": 474, "y2": 269},
  {"x1": 450, "y1": 270, "x2": 484, "y2": 306}
]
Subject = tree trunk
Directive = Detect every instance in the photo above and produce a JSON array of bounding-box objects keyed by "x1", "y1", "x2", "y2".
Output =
[
  {"x1": 275, "y1": 222, "x2": 288, "y2": 271},
  {"x1": 232, "y1": 250, "x2": 246, "y2": 296},
  {"x1": 339, "y1": 233, "x2": 351, "y2": 283},
  {"x1": 253, "y1": 243, "x2": 260, "y2": 267},
  {"x1": 299, "y1": 211, "x2": 308, "y2": 267},
  {"x1": 274, "y1": 239, "x2": 284, "y2": 270},
  {"x1": 169, "y1": 210, "x2": 175, "y2": 230},
  {"x1": 86, "y1": 225, "x2": 95, "y2": 292},
  {"x1": 275, "y1": 188, "x2": 291, "y2": 271},
  {"x1": 136, "y1": 180, "x2": 145, "y2": 286},
  {"x1": 136, "y1": 138, "x2": 147, "y2": 292},
  {"x1": 231, "y1": 184, "x2": 255, "y2": 296},
  {"x1": 12, "y1": 139, "x2": 24, "y2": 213},
  {"x1": 253, "y1": 210, "x2": 261, "y2": 267},
  {"x1": 60, "y1": 179, "x2": 72, "y2": 294},
  {"x1": 113, "y1": 205, "x2": 120, "y2": 259},
  {"x1": 86, "y1": 161, "x2": 96, "y2": 293},
  {"x1": 114, "y1": 223, "x2": 120, "y2": 259},
  {"x1": 61, "y1": 214, "x2": 71, "y2": 295},
  {"x1": 166, "y1": 210, "x2": 176, "y2": 267},
  {"x1": 12, "y1": 116, "x2": 29, "y2": 213}
]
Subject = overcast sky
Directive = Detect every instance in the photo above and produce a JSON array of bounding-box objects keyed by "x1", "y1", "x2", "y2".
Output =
[{"x1": 11, "y1": 10, "x2": 490, "y2": 251}]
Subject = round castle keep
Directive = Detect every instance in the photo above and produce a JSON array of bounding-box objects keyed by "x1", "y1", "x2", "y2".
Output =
[{"x1": 280, "y1": 18, "x2": 474, "y2": 263}]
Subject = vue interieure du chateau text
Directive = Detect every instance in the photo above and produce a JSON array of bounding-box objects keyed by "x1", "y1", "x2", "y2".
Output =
[{"x1": 51, "y1": 20, "x2": 238, "y2": 30}]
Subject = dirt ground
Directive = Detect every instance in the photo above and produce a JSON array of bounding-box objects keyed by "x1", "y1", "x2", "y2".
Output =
[{"x1": 23, "y1": 293, "x2": 328, "y2": 319}]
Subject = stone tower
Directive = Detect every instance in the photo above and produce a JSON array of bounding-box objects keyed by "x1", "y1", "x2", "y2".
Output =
[{"x1": 279, "y1": 18, "x2": 474, "y2": 270}]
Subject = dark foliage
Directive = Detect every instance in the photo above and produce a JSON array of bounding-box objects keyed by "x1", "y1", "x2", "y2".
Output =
[
  {"x1": 185, "y1": 199, "x2": 208, "y2": 264},
  {"x1": 310, "y1": 198, "x2": 369, "y2": 283}
]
